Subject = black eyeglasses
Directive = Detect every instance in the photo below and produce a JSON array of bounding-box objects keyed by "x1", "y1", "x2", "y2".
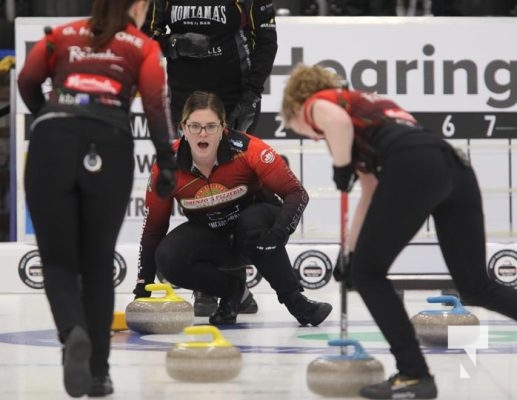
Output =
[{"x1": 186, "y1": 123, "x2": 222, "y2": 135}]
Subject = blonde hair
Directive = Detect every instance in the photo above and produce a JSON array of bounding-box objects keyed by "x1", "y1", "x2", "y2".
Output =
[{"x1": 281, "y1": 63, "x2": 343, "y2": 123}]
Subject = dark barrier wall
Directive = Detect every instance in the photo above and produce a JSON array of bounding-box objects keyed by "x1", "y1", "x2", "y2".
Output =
[
  {"x1": 0, "y1": 21, "x2": 14, "y2": 48},
  {"x1": 30, "y1": 0, "x2": 90, "y2": 16},
  {"x1": 432, "y1": 0, "x2": 514, "y2": 15}
]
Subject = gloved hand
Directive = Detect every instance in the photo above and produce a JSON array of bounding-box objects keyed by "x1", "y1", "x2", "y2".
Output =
[
  {"x1": 333, "y1": 251, "x2": 353, "y2": 289},
  {"x1": 155, "y1": 148, "x2": 177, "y2": 198},
  {"x1": 155, "y1": 168, "x2": 176, "y2": 198},
  {"x1": 227, "y1": 90, "x2": 261, "y2": 132},
  {"x1": 333, "y1": 164, "x2": 357, "y2": 192},
  {"x1": 241, "y1": 228, "x2": 289, "y2": 257},
  {"x1": 133, "y1": 282, "x2": 153, "y2": 299}
]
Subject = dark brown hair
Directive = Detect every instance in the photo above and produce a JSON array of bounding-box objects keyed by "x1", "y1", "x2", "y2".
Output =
[
  {"x1": 182, "y1": 91, "x2": 226, "y2": 124},
  {"x1": 89, "y1": 0, "x2": 139, "y2": 51}
]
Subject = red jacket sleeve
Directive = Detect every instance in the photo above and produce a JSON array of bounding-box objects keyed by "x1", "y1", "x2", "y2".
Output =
[
  {"x1": 138, "y1": 39, "x2": 175, "y2": 168},
  {"x1": 137, "y1": 161, "x2": 175, "y2": 282},
  {"x1": 246, "y1": 137, "x2": 309, "y2": 234},
  {"x1": 18, "y1": 35, "x2": 55, "y2": 114}
]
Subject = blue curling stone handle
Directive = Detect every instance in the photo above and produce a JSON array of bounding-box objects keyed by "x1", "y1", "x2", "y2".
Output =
[
  {"x1": 323, "y1": 338, "x2": 373, "y2": 361},
  {"x1": 419, "y1": 295, "x2": 470, "y2": 315}
]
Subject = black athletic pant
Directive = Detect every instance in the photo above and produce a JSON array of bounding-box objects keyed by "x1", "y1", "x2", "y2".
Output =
[
  {"x1": 351, "y1": 145, "x2": 517, "y2": 378},
  {"x1": 155, "y1": 203, "x2": 302, "y2": 302},
  {"x1": 25, "y1": 117, "x2": 134, "y2": 377}
]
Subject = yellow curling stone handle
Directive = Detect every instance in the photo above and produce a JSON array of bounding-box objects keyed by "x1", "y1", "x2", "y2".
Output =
[
  {"x1": 135, "y1": 283, "x2": 186, "y2": 303},
  {"x1": 176, "y1": 325, "x2": 233, "y2": 349},
  {"x1": 111, "y1": 311, "x2": 128, "y2": 331}
]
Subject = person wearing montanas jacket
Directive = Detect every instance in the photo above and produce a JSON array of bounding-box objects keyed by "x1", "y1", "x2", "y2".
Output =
[{"x1": 143, "y1": 0, "x2": 277, "y2": 135}]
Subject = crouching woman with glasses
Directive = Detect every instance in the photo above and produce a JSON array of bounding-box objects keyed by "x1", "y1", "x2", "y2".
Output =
[{"x1": 135, "y1": 90, "x2": 332, "y2": 327}]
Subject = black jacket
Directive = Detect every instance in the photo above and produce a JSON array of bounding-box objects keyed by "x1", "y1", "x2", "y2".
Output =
[{"x1": 143, "y1": 0, "x2": 278, "y2": 121}]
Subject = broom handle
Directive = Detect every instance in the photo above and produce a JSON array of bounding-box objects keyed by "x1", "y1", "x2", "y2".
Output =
[{"x1": 339, "y1": 192, "x2": 349, "y2": 354}]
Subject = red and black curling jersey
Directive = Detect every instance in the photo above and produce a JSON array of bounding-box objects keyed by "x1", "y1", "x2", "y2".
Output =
[
  {"x1": 143, "y1": 0, "x2": 277, "y2": 119},
  {"x1": 18, "y1": 19, "x2": 174, "y2": 155},
  {"x1": 138, "y1": 129, "x2": 308, "y2": 276},
  {"x1": 304, "y1": 88, "x2": 426, "y2": 173}
]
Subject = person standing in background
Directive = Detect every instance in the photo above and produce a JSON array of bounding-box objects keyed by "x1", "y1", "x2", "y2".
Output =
[
  {"x1": 18, "y1": 0, "x2": 176, "y2": 396},
  {"x1": 143, "y1": 0, "x2": 277, "y2": 135},
  {"x1": 135, "y1": 0, "x2": 278, "y2": 316}
]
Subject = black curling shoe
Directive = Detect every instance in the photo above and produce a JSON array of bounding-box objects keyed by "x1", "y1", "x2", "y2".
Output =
[
  {"x1": 198, "y1": 290, "x2": 258, "y2": 318},
  {"x1": 359, "y1": 373, "x2": 438, "y2": 399},
  {"x1": 284, "y1": 292, "x2": 333, "y2": 326},
  {"x1": 209, "y1": 286, "x2": 253, "y2": 325},
  {"x1": 240, "y1": 293, "x2": 258, "y2": 314},
  {"x1": 63, "y1": 326, "x2": 92, "y2": 398},
  {"x1": 88, "y1": 374, "x2": 114, "y2": 397},
  {"x1": 193, "y1": 291, "x2": 219, "y2": 317}
]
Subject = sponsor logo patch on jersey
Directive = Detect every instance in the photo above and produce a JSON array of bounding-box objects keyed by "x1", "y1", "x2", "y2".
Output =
[
  {"x1": 260, "y1": 149, "x2": 275, "y2": 164},
  {"x1": 68, "y1": 46, "x2": 122, "y2": 62},
  {"x1": 58, "y1": 92, "x2": 90, "y2": 105},
  {"x1": 180, "y1": 184, "x2": 248, "y2": 210},
  {"x1": 229, "y1": 138, "x2": 244, "y2": 148},
  {"x1": 64, "y1": 73, "x2": 122, "y2": 94}
]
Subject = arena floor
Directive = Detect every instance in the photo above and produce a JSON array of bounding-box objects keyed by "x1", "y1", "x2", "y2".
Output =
[{"x1": 0, "y1": 289, "x2": 516, "y2": 399}]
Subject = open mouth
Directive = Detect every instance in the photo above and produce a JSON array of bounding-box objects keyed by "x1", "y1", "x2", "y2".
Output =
[{"x1": 197, "y1": 142, "x2": 209, "y2": 149}]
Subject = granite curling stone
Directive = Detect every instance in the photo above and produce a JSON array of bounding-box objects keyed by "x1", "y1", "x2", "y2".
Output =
[
  {"x1": 411, "y1": 295, "x2": 480, "y2": 346},
  {"x1": 307, "y1": 339, "x2": 384, "y2": 397},
  {"x1": 166, "y1": 325, "x2": 242, "y2": 382},
  {"x1": 125, "y1": 283, "x2": 194, "y2": 334}
]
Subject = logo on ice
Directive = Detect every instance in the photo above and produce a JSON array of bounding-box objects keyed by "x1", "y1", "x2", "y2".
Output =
[{"x1": 447, "y1": 325, "x2": 489, "y2": 378}]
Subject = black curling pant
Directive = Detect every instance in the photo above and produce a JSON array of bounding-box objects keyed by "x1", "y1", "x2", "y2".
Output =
[
  {"x1": 155, "y1": 203, "x2": 302, "y2": 302},
  {"x1": 25, "y1": 118, "x2": 134, "y2": 377},
  {"x1": 351, "y1": 145, "x2": 517, "y2": 378}
]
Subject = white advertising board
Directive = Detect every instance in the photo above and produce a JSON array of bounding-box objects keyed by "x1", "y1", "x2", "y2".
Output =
[
  {"x1": 2, "y1": 241, "x2": 516, "y2": 294},
  {"x1": 12, "y1": 17, "x2": 517, "y2": 292}
]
